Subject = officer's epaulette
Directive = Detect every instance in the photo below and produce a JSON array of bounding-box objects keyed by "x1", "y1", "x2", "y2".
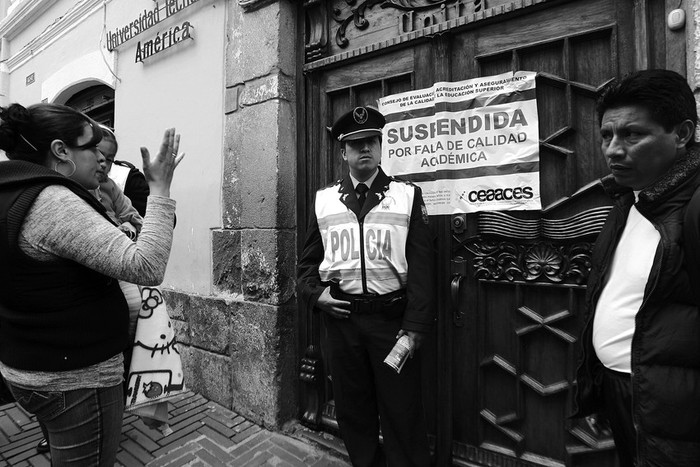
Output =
[
  {"x1": 389, "y1": 175, "x2": 419, "y2": 189},
  {"x1": 318, "y1": 179, "x2": 343, "y2": 191}
]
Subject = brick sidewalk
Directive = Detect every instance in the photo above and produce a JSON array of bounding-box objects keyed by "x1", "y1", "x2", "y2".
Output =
[{"x1": 0, "y1": 391, "x2": 350, "y2": 466}]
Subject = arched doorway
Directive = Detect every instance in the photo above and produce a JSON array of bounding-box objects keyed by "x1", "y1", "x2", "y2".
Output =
[{"x1": 64, "y1": 84, "x2": 115, "y2": 128}]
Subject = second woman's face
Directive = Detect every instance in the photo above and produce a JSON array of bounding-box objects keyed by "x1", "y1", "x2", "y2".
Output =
[{"x1": 67, "y1": 123, "x2": 105, "y2": 190}]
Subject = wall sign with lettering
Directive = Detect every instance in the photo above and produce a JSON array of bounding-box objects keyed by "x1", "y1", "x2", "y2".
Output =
[
  {"x1": 105, "y1": 0, "x2": 206, "y2": 63},
  {"x1": 135, "y1": 21, "x2": 194, "y2": 63},
  {"x1": 378, "y1": 71, "x2": 541, "y2": 215},
  {"x1": 106, "y1": 0, "x2": 202, "y2": 51}
]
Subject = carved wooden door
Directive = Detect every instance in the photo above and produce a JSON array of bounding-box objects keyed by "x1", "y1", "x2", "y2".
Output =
[
  {"x1": 437, "y1": 2, "x2": 631, "y2": 465},
  {"x1": 299, "y1": 1, "x2": 682, "y2": 465}
]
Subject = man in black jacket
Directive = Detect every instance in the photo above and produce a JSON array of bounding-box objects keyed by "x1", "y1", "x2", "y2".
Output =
[
  {"x1": 110, "y1": 159, "x2": 149, "y2": 217},
  {"x1": 297, "y1": 107, "x2": 434, "y2": 466},
  {"x1": 574, "y1": 69, "x2": 700, "y2": 466}
]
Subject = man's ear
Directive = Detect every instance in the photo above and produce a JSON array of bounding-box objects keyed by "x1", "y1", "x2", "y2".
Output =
[
  {"x1": 49, "y1": 139, "x2": 70, "y2": 161},
  {"x1": 340, "y1": 147, "x2": 347, "y2": 161},
  {"x1": 675, "y1": 119, "x2": 695, "y2": 148}
]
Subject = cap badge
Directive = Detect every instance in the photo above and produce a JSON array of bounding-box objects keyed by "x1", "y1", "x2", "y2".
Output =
[{"x1": 353, "y1": 107, "x2": 368, "y2": 124}]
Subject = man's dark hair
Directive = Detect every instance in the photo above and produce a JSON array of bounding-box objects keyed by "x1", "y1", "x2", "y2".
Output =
[{"x1": 596, "y1": 69, "x2": 698, "y2": 147}]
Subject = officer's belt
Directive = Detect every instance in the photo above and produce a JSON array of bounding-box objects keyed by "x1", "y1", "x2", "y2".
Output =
[{"x1": 330, "y1": 286, "x2": 407, "y2": 315}]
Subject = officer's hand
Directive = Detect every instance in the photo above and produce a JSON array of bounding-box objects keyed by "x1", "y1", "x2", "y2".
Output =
[
  {"x1": 316, "y1": 287, "x2": 351, "y2": 319},
  {"x1": 396, "y1": 329, "x2": 425, "y2": 357}
]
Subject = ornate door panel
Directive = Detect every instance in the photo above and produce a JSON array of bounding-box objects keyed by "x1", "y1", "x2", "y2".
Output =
[{"x1": 299, "y1": 0, "x2": 682, "y2": 465}]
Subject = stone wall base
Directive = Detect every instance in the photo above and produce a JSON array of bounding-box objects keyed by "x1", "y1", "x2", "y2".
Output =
[{"x1": 164, "y1": 289, "x2": 297, "y2": 428}]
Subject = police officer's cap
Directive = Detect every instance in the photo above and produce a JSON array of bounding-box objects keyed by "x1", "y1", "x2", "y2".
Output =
[{"x1": 331, "y1": 106, "x2": 386, "y2": 142}]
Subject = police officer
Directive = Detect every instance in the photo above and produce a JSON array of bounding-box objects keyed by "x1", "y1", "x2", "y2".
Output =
[{"x1": 297, "y1": 106, "x2": 434, "y2": 466}]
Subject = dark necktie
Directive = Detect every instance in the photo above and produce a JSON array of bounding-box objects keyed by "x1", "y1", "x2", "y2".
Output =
[{"x1": 356, "y1": 183, "x2": 369, "y2": 208}]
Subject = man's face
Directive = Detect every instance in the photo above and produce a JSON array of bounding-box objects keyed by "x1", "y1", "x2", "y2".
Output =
[
  {"x1": 96, "y1": 139, "x2": 117, "y2": 183},
  {"x1": 342, "y1": 136, "x2": 381, "y2": 181},
  {"x1": 600, "y1": 105, "x2": 680, "y2": 190}
]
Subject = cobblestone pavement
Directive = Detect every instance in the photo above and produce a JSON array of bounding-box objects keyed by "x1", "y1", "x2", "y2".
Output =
[{"x1": 0, "y1": 391, "x2": 351, "y2": 466}]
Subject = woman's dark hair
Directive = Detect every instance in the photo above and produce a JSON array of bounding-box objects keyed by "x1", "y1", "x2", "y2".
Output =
[
  {"x1": 0, "y1": 103, "x2": 102, "y2": 161},
  {"x1": 596, "y1": 69, "x2": 698, "y2": 147}
]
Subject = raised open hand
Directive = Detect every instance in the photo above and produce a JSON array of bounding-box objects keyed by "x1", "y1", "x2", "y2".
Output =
[{"x1": 141, "y1": 128, "x2": 185, "y2": 198}]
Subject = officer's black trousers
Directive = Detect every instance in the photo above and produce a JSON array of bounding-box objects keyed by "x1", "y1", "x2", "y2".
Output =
[{"x1": 323, "y1": 311, "x2": 430, "y2": 467}]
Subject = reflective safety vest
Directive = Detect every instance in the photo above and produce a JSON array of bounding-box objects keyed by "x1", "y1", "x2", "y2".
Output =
[{"x1": 315, "y1": 180, "x2": 415, "y2": 295}]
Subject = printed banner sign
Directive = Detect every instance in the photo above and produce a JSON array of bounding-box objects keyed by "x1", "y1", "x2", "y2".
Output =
[{"x1": 377, "y1": 71, "x2": 541, "y2": 215}]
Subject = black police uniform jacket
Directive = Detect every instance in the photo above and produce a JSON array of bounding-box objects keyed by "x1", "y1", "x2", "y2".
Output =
[
  {"x1": 573, "y1": 149, "x2": 700, "y2": 465},
  {"x1": 297, "y1": 168, "x2": 434, "y2": 332}
]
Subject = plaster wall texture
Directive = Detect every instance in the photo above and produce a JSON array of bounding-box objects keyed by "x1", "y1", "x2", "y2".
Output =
[
  {"x1": 168, "y1": 291, "x2": 235, "y2": 408},
  {"x1": 167, "y1": 290, "x2": 296, "y2": 427},
  {"x1": 693, "y1": 2, "x2": 700, "y2": 93},
  {"x1": 112, "y1": 0, "x2": 225, "y2": 295},
  {"x1": 109, "y1": 0, "x2": 299, "y2": 426},
  {"x1": 225, "y1": 0, "x2": 296, "y2": 86},
  {"x1": 228, "y1": 300, "x2": 296, "y2": 426},
  {"x1": 1, "y1": 1, "x2": 107, "y2": 106},
  {"x1": 2, "y1": 0, "x2": 67, "y2": 55},
  {"x1": 0, "y1": 0, "x2": 299, "y2": 428},
  {"x1": 0, "y1": 0, "x2": 225, "y2": 295},
  {"x1": 43, "y1": 51, "x2": 116, "y2": 104},
  {"x1": 195, "y1": 0, "x2": 298, "y2": 427}
]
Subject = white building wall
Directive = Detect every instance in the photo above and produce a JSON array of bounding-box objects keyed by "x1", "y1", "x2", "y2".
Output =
[
  {"x1": 111, "y1": 0, "x2": 225, "y2": 293},
  {"x1": 3, "y1": 1, "x2": 106, "y2": 105},
  {"x1": 0, "y1": 0, "x2": 225, "y2": 295}
]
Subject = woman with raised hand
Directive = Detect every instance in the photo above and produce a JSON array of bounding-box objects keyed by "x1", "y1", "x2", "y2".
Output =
[{"x1": 0, "y1": 103, "x2": 183, "y2": 466}]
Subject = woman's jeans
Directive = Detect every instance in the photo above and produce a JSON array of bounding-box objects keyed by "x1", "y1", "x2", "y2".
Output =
[{"x1": 6, "y1": 382, "x2": 124, "y2": 466}]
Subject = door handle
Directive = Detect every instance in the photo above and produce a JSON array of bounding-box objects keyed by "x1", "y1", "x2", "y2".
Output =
[
  {"x1": 451, "y1": 274, "x2": 464, "y2": 327},
  {"x1": 451, "y1": 255, "x2": 467, "y2": 327}
]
